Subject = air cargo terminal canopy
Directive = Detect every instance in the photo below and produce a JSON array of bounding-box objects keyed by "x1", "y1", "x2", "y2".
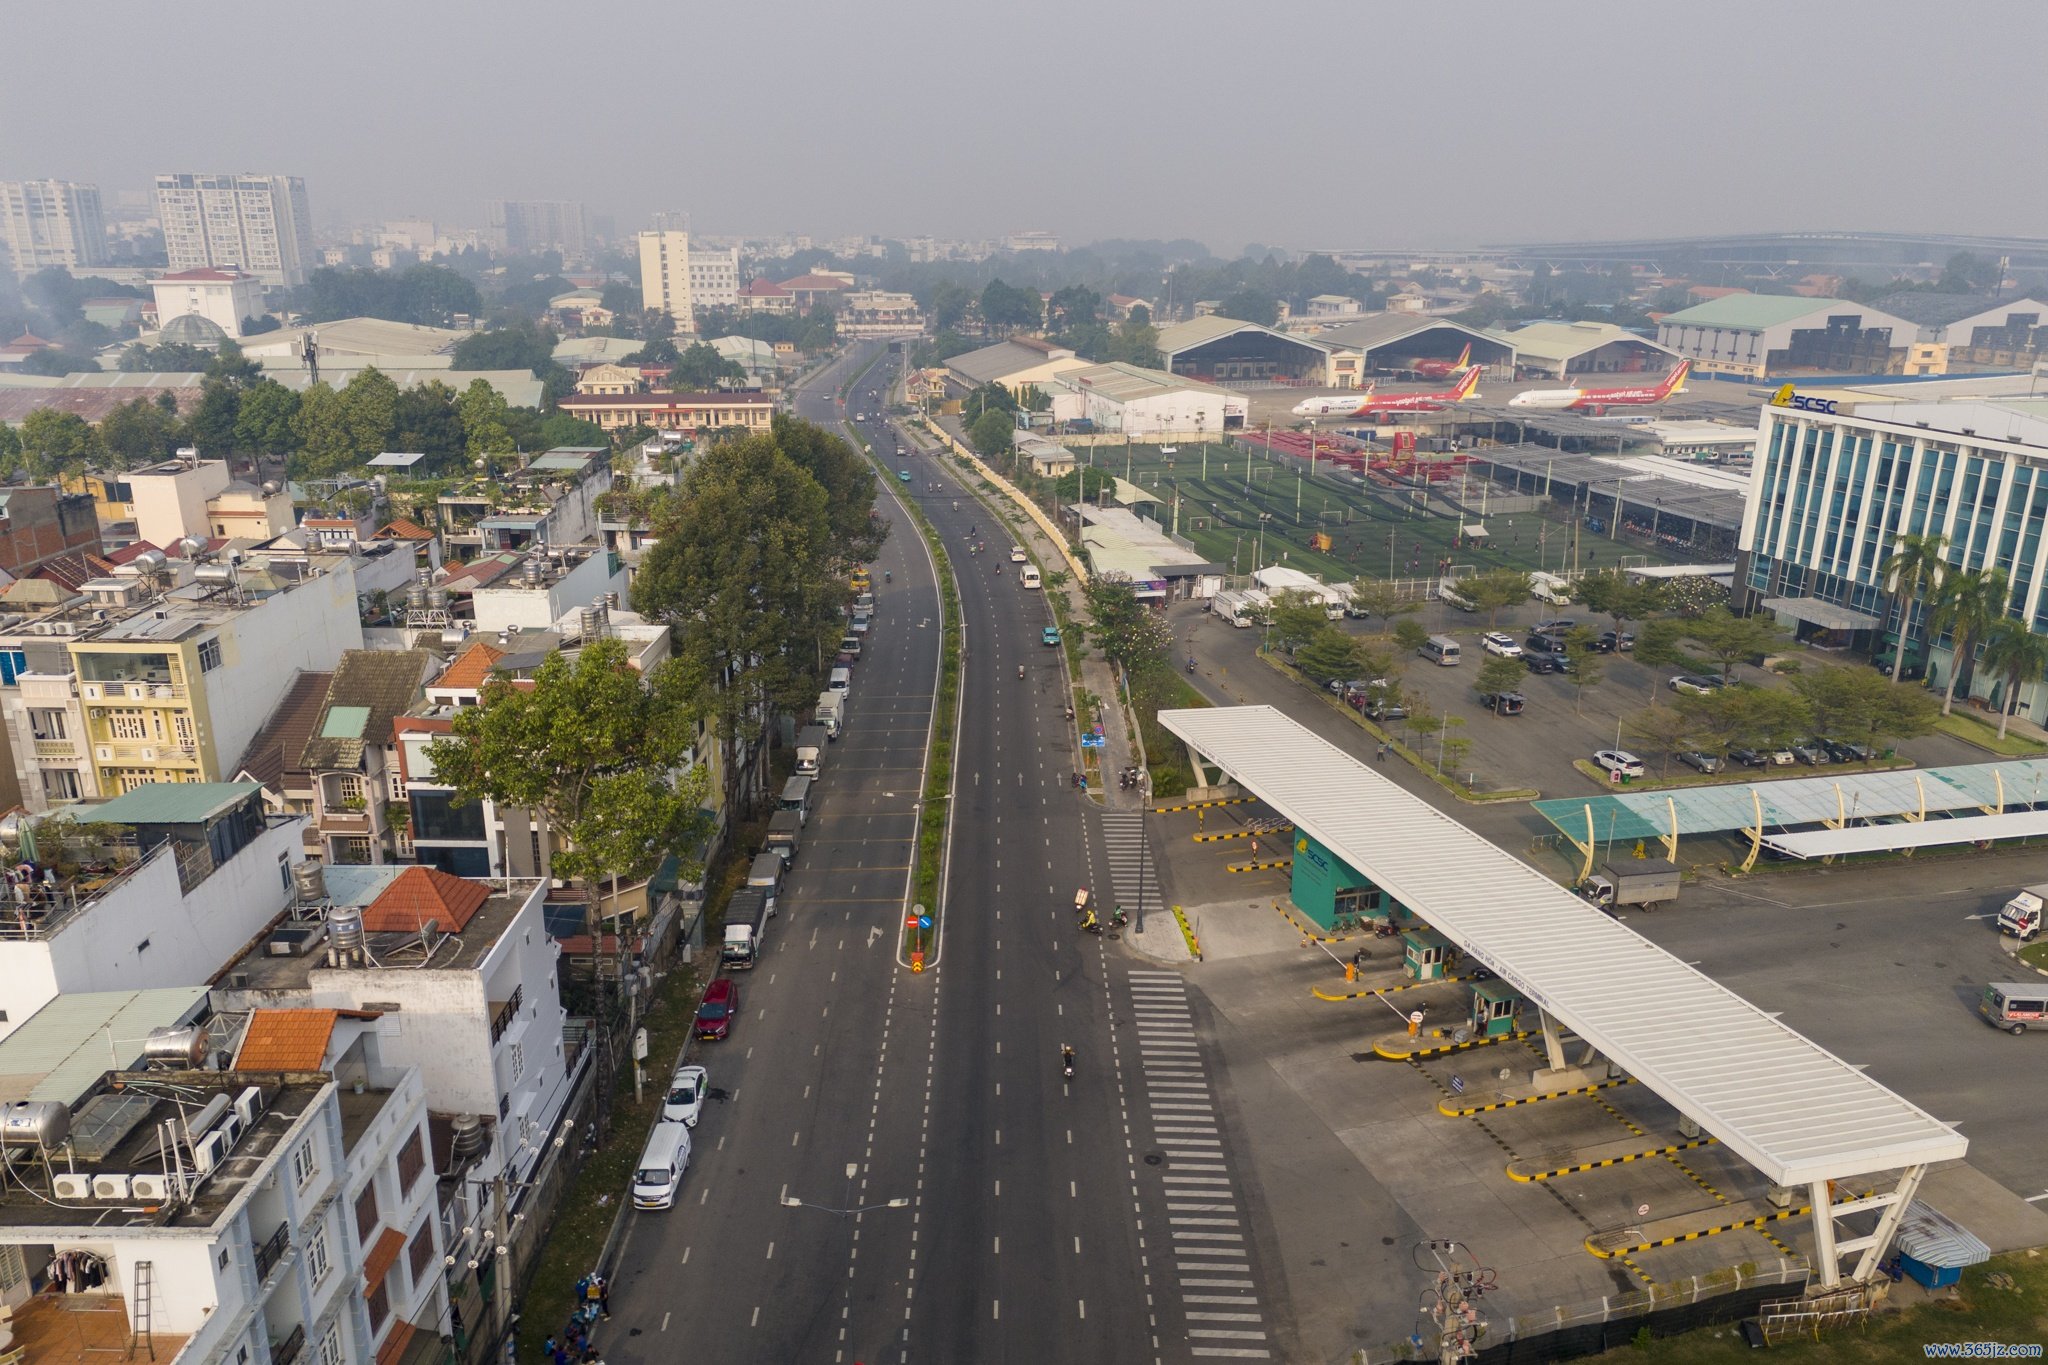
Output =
[{"x1": 1160, "y1": 705, "x2": 1967, "y2": 1287}]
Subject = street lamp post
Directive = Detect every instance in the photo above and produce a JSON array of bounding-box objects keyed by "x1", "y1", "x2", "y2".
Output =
[{"x1": 779, "y1": 1163, "x2": 911, "y2": 1218}]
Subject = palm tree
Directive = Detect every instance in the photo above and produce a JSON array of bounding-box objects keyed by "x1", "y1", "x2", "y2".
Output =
[
  {"x1": 1928, "y1": 568, "x2": 2011, "y2": 715},
  {"x1": 1980, "y1": 619, "x2": 2048, "y2": 739},
  {"x1": 1878, "y1": 532, "x2": 1950, "y2": 684}
]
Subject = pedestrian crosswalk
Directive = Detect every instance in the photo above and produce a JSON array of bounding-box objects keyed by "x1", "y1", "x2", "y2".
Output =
[
  {"x1": 1126, "y1": 970, "x2": 1274, "y2": 1361},
  {"x1": 1101, "y1": 811, "x2": 1163, "y2": 924}
]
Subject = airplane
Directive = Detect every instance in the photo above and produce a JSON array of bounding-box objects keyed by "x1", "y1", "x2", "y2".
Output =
[
  {"x1": 1506, "y1": 360, "x2": 1691, "y2": 414},
  {"x1": 1291, "y1": 366, "x2": 1482, "y2": 419},
  {"x1": 1410, "y1": 342, "x2": 1472, "y2": 380}
]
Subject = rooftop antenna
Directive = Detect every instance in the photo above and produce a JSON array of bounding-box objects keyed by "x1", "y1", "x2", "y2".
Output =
[{"x1": 300, "y1": 329, "x2": 320, "y2": 386}]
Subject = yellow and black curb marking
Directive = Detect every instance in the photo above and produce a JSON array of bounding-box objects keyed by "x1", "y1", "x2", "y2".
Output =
[
  {"x1": 1226, "y1": 857, "x2": 1291, "y2": 873},
  {"x1": 1191, "y1": 825, "x2": 1292, "y2": 843},
  {"x1": 1438, "y1": 1076, "x2": 1634, "y2": 1118},
  {"x1": 1616, "y1": 1255, "x2": 1658, "y2": 1287},
  {"x1": 1316, "y1": 973, "x2": 1477, "y2": 1003},
  {"x1": 1152, "y1": 796, "x2": 1257, "y2": 814},
  {"x1": 1273, "y1": 901, "x2": 1346, "y2": 942},
  {"x1": 1507, "y1": 1137, "x2": 1718, "y2": 1183},
  {"x1": 1374, "y1": 1028, "x2": 1530, "y2": 1060},
  {"x1": 1171, "y1": 904, "x2": 1202, "y2": 961},
  {"x1": 1585, "y1": 1204, "x2": 1807, "y2": 1260}
]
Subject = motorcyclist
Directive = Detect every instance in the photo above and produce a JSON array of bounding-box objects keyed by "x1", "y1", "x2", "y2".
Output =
[
  {"x1": 884, "y1": 570, "x2": 891, "y2": 583},
  {"x1": 1081, "y1": 908, "x2": 1098, "y2": 933},
  {"x1": 1061, "y1": 1044, "x2": 1075, "y2": 1076},
  {"x1": 1018, "y1": 663, "x2": 1025, "y2": 679}
]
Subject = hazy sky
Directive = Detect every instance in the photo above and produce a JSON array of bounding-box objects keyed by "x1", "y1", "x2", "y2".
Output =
[{"x1": 8, "y1": 0, "x2": 2047, "y2": 253}]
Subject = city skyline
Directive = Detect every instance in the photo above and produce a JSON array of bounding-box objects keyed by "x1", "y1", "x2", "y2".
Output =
[{"x1": 4, "y1": 0, "x2": 2046, "y2": 254}]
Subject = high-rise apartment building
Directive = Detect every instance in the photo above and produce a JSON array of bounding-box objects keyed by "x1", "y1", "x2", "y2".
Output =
[
  {"x1": 154, "y1": 173, "x2": 314, "y2": 288},
  {"x1": 488, "y1": 200, "x2": 590, "y2": 261},
  {"x1": 688, "y1": 246, "x2": 741, "y2": 311},
  {"x1": 0, "y1": 179, "x2": 106, "y2": 274},
  {"x1": 638, "y1": 229, "x2": 692, "y2": 325}
]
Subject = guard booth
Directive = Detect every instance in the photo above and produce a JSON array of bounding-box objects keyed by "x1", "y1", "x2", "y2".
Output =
[
  {"x1": 1403, "y1": 928, "x2": 1458, "y2": 981},
  {"x1": 1469, "y1": 980, "x2": 1524, "y2": 1038}
]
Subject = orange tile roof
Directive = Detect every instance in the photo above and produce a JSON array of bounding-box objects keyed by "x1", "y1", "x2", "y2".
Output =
[
  {"x1": 235, "y1": 1009, "x2": 343, "y2": 1071},
  {"x1": 434, "y1": 640, "x2": 506, "y2": 691},
  {"x1": 363, "y1": 866, "x2": 490, "y2": 934},
  {"x1": 373, "y1": 1318, "x2": 417, "y2": 1365},
  {"x1": 374, "y1": 519, "x2": 435, "y2": 541},
  {"x1": 363, "y1": 1226, "x2": 406, "y2": 1289}
]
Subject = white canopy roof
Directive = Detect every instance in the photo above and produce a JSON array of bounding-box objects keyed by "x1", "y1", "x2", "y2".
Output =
[
  {"x1": 1160, "y1": 705, "x2": 1968, "y2": 1185},
  {"x1": 1765, "y1": 808, "x2": 2048, "y2": 859}
]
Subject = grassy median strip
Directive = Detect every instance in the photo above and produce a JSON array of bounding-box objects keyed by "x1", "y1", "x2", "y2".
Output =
[{"x1": 1936, "y1": 709, "x2": 2048, "y2": 756}]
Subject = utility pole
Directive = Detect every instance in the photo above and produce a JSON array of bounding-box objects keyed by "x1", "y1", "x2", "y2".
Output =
[{"x1": 1415, "y1": 1238, "x2": 1491, "y2": 1365}]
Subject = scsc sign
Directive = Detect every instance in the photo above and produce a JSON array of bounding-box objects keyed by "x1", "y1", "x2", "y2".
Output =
[{"x1": 1770, "y1": 383, "x2": 1839, "y2": 416}]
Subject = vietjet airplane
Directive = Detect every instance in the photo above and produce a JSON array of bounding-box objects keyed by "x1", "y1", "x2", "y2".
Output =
[
  {"x1": 1507, "y1": 360, "x2": 1691, "y2": 413},
  {"x1": 1410, "y1": 342, "x2": 1472, "y2": 379},
  {"x1": 1291, "y1": 366, "x2": 1482, "y2": 418}
]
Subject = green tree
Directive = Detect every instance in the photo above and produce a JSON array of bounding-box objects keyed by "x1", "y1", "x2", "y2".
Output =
[
  {"x1": 340, "y1": 367, "x2": 400, "y2": 460},
  {"x1": 19, "y1": 409, "x2": 99, "y2": 478},
  {"x1": 290, "y1": 381, "x2": 354, "y2": 479},
  {"x1": 451, "y1": 321, "x2": 558, "y2": 375},
  {"x1": 1084, "y1": 575, "x2": 1172, "y2": 677},
  {"x1": 968, "y1": 409, "x2": 1015, "y2": 459},
  {"x1": 1347, "y1": 579, "x2": 1419, "y2": 635},
  {"x1": 1054, "y1": 467, "x2": 1117, "y2": 503},
  {"x1": 670, "y1": 342, "x2": 747, "y2": 391},
  {"x1": 97, "y1": 397, "x2": 183, "y2": 469},
  {"x1": 926, "y1": 280, "x2": 973, "y2": 332},
  {"x1": 1979, "y1": 619, "x2": 2048, "y2": 739},
  {"x1": 1791, "y1": 664, "x2": 1889, "y2": 742},
  {"x1": 1392, "y1": 618, "x2": 1430, "y2": 654},
  {"x1": 960, "y1": 382, "x2": 1017, "y2": 425},
  {"x1": 234, "y1": 380, "x2": 300, "y2": 458},
  {"x1": 391, "y1": 380, "x2": 466, "y2": 468},
  {"x1": 422, "y1": 638, "x2": 710, "y2": 908},
  {"x1": 18, "y1": 346, "x2": 104, "y2": 377},
  {"x1": 1929, "y1": 567, "x2": 2010, "y2": 715},
  {"x1": 117, "y1": 340, "x2": 213, "y2": 373},
  {"x1": 1563, "y1": 627, "x2": 1606, "y2": 712},
  {"x1": 1476, "y1": 656, "x2": 1523, "y2": 700},
  {"x1": 1266, "y1": 593, "x2": 1327, "y2": 655},
  {"x1": 1631, "y1": 618, "x2": 1691, "y2": 700},
  {"x1": 458, "y1": 379, "x2": 513, "y2": 459},
  {"x1": 632, "y1": 432, "x2": 836, "y2": 812},
  {"x1": 1864, "y1": 678, "x2": 1942, "y2": 749},
  {"x1": 771, "y1": 414, "x2": 885, "y2": 567},
  {"x1": 1878, "y1": 532, "x2": 1950, "y2": 683},
  {"x1": 1687, "y1": 607, "x2": 1786, "y2": 681},
  {"x1": 1294, "y1": 625, "x2": 1364, "y2": 683},
  {"x1": 0, "y1": 423, "x2": 21, "y2": 480},
  {"x1": 1104, "y1": 316, "x2": 1162, "y2": 368},
  {"x1": 978, "y1": 279, "x2": 1042, "y2": 332},
  {"x1": 184, "y1": 379, "x2": 240, "y2": 456},
  {"x1": 1624, "y1": 704, "x2": 1712, "y2": 776},
  {"x1": 1216, "y1": 290, "x2": 1279, "y2": 327},
  {"x1": 1465, "y1": 569, "x2": 1532, "y2": 628}
]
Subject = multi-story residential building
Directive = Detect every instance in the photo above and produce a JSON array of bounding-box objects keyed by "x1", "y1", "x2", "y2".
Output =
[
  {"x1": 215, "y1": 870, "x2": 577, "y2": 1209},
  {"x1": 0, "y1": 485, "x2": 103, "y2": 576},
  {"x1": 839, "y1": 290, "x2": 924, "y2": 337},
  {"x1": 300, "y1": 651, "x2": 431, "y2": 866},
  {"x1": 1738, "y1": 391, "x2": 2048, "y2": 723},
  {"x1": 154, "y1": 173, "x2": 315, "y2": 289},
  {"x1": 0, "y1": 179, "x2": 105, "y2": 274},
  {"x1": 433, "y1": 448, "x2": 615, "y2": 559},
  {"x1": 0, "y1": 994, "x2": 445, "y2": 1365},
  {"x1": 778, "y1": 273, "x2": 851, "y2": 315},
  {"x1": 688, "y1": 247, "x2": 741, "y2": 311},
  {"x1": 0, "y1": 780, "x2": 307, "y2": 1041},
  {"x1": 488, "y1": 201, "x2": 588, "y2": 262},
  {"x1": 150, "y1": 268, "x2": 267, "y2": 339},
  {"x1": 68, "y1": 558, "x2": 362, "y2": 793},
  {"x1": 636, "y1": 230, "x2": 691, "y2": 325},
  {"x1": 231, "y1": 669, "x2": 334, "y2": 828},
  {"x1": 736, "y1": 278, "x2": 794, "y2": 314}
]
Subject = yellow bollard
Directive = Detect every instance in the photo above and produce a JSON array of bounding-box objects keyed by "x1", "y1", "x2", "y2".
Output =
[
  {"x1": 1408, "y1": 1009, "x2": 1424, "y2": 1038},
  {"x1": 911, "y1": 951, "x2": 925, "y2": 974},
  {"x1": 1344, "y1": 962, "x2": 1356, "y2": 983}
]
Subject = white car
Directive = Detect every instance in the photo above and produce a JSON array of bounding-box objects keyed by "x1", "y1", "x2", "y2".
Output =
[
  {"x1": 1593, "y1": 749, "x2": 1645, "y2": 779},
  {"x1": 1010, "y1": 546, "x2": 1027, "y2": 563},
  {"x1": 1481, "y1": 632, "x2": 1523, "y2": 658},
  {"x1": 663, "y1": 1065, "x2": 708, "y2": 1127}
]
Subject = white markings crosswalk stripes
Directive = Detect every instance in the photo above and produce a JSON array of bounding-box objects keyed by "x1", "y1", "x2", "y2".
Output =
[{"x1": 1100, "y1": 810, "x2": 1163, "y2": 921}]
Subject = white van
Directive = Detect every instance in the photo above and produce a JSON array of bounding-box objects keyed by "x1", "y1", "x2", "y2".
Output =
[
  {"x1": 778, "y1": 775, "x2": 813, "y2": 825},
  {"x1": 1420, "y1": 635, "x2": 1461, "y2": 666},
  {"x1": 632, "y1": 1122, "x2": 694, "y2": 1209},
  {"x1": 815, "y1": 691, "x2": 843, "y2": 739},
  {"x1": 1019, "y1": 566, "x2": 1042, "y2": 589},
  {"x1": 828, "y1": 666, "x2": 851, "y2": 695}
]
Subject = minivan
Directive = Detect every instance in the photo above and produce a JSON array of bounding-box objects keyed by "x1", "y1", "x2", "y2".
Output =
[
  {"x1": 1981, "y1": 983, "x2": 2048, "y2": 1035},
  {"x1": 632, "y1": 1121, "x2": 694, "y2": 1209},
  {"x1": 747, "y1": 851, "x2": 785, "y2": 915},
  {"x1": 828, "y1": 666, "x2": 851, "y2": 695},
  {"x1": 778, "y1": 775, "x2": 813, "y2": 825},
  {"x1": 1420, "y1": 635, "x2": 1461, "y2": 666}
]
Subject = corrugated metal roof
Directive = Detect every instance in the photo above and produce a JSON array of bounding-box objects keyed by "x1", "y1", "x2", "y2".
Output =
[
  {"x1": 90, "y1": 781, "x2": 260, "y2": 826},
  {"x1": 1159, "y1": 704, "x2": 1967, "y2": 1185},
  {"x1": 1659, "y1": 295, "x2": 1842, "y2": 329},
  {"x1": 1490, "y1": 320, "x2": 1675, "y2": 364},
  {"x1": 0, "y1": 987, "x2": 210, "y2": 1105},
  {"x1": 1765, "y1": 807, "x2": 2048, "y2": 858}
]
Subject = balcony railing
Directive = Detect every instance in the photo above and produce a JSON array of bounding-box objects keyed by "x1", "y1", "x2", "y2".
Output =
[
  {"x1": 254, "y1": 1220, "x2": 292, "y2": 1284},
  {"x1": 272, "y1": 1324, "x2": 306, "y2": 1365},
  {"x1": 488, "y1": 985, "x2": 523, "y2": 1043},
  {"x1": 33, "y1": 738, "x2": 77, "y2": 758}
]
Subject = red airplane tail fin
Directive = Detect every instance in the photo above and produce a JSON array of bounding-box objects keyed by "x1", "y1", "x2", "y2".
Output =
[
  {"x1": 1454, "y1": 342, "x2": 1471, "y2": 368},
  {"x1": 1660, "y1": 360, "x2": 1691, "y2": 396},
  {"x1": 1453, "y1": 366, "x2": 1480, "y2": 400}
]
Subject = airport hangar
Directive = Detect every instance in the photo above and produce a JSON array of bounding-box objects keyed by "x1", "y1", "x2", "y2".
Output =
[
  {"x1": 1156, "y1": 315, "x2": 1518, "y2": 391},
  {"x1": 1486, "y1": 319, "x2": 1682, "y2": 381},
  {"x1": 1306, "y1": 315, "x2": 1516, "y2": 380}
]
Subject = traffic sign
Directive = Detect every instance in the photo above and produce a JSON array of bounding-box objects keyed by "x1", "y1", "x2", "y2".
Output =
[
  {"x1": 904, "y1": 915, "x2": 919, "y2": 926},
  {"x1": 1449, "y1": 1075, "x2": 1465, "y2": 1095},
  {"x1": 918, "y1": 915, "x2": 932, "y2": 930},
  {"x1": 1081, "y1": 734, "x2": 1105, "y2": 748}
]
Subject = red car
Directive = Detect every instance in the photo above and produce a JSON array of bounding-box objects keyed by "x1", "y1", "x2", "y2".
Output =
[{"x1": 695, "y1": 978, "x2": 738, "y2": 1041}]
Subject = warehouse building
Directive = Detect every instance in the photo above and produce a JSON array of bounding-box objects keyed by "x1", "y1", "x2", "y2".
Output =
[
  {"x1": 1049, "y1": 361, "x2": 1247, "y2": 437},
  {"x1": 1866, "y1": 293, "x2": 2048, "y2": 375},
  {"x1": 1737, "y1": 388, "x2": 2048, "y2": 717},
  {"x1": 1654, "y1": 295, "x2": 1920, "y2": 379},
  {"x1": 1487, "y1": 320, "x2": 1678, "y2": 380},
  {"x1": 1155, "y1": 316, "x2": 1352, "y2": 388},
  {"x1": 943, "y1": 335, "x2": 1091, "y2": 397}
]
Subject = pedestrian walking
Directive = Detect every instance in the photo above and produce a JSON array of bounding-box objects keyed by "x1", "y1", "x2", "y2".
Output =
[{"x1": 598, "y1": 1274, "x2": 611, "y2": 1320}]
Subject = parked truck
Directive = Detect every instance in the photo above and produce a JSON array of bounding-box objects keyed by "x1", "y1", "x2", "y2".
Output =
[
  {"x1": 815, "y1": 690, "x2": 844, "y2": 739},
  {"x1": 766, "y1": 809, "x2": 802, "y2": 864},
  {"x1": 1253, "y1": 566, "x2": 1347, "y2": 620},
  {"x1": 1997, "y1": 883, "x2": 2048, "y2": 939},
  {"x1": 1582, "y1": 858, "x2": 1681, "y2": 910},
  {"x1": 722, "y1": 888, "x2": 771, "y2": 968},
  {"x1": 1211, "y1": 588, "x2": 1270, "y2": 628},
  {"x1": 1529, "y1": 571, "x2": 1576, "y2": 607},
  {"x1": 795, "y1": 725, "x2": 828, "y2": 776}
]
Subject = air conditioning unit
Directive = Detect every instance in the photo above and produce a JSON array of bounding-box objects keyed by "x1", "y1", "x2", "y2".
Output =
[
  {"x1": 232, "y1": 1086, "x2": 265, "y2": 1128},
  {"x1": 92, "y1": 1174, "x2": 130, "y2": 1201},
  {"x1": 130, "y1": 1173, "x2": 172, "y2": 1202},
  {"x1": 52, "y1": 1173, "x2": 92, "y2": 1201},
  {"x1": 193, "y1": 1129, "x2": 232, "y2": 1174},
  {"x1": 215, "y1": 1114, "x2": 243, "y2": 1150}
]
